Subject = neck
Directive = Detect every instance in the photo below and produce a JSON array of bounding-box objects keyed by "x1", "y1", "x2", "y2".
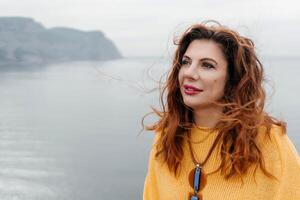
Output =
[{"x1": 193, "y1": 106, "x2": 223, "y2": 128}]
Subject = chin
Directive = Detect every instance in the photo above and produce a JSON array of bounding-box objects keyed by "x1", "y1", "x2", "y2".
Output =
[
  {"x1": 183, "y1": 98, "x2": 211, "y2": 109},
  {"x1": 183, "y1": 100, "x2": 202, "y2": 108}
]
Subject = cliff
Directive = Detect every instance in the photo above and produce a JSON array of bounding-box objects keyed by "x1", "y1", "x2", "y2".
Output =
[{"x1": 0, "y1": 17, "x2": 122, "y2": 66}]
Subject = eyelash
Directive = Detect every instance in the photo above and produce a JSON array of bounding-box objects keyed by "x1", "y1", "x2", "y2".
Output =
[{"x1": 181, "y1": 60, "x2": 214, "y2": 69}]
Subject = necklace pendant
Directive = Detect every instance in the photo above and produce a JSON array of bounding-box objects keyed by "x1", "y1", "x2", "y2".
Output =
[
  {"x1": 190, "y1": 194, "x2": 199, "y2": 200},
  {"x1": 194, "y1": 165, "x2": 201, "y2": 191},
  {"x1": 189, "y1": 192, "x2": 202, "y2": 200},
  {"x1": 188, "y1": 164, "x2": 207, "y2": 192}
]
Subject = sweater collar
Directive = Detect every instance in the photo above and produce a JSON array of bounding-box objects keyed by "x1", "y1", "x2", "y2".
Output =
[{"x1": 188, "y1": 124, "x2": 219, "y2": 143}]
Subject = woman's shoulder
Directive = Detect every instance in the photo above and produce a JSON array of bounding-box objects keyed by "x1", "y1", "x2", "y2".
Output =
[
  {"x1": 257, "y1": 123, "x2": 300, "y2": 171},
  {"x1": 259, "y1": 124, "x2": 300, "y2": 197},
  {"x1": 147, "y1": 130, "x2": 163, "y2": 157}
]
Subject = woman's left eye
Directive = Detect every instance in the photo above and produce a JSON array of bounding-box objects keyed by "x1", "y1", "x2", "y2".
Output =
[{"x1": 203, "y1": 62, "x2": 214, "y2": 69}]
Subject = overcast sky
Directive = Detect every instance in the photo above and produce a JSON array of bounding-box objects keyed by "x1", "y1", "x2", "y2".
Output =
[{"x1": 1, "y1": 0, "x2": 299, "y2": 57}]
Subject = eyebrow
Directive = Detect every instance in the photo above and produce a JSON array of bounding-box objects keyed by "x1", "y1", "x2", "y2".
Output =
[{"x1": 182, "y1": 55, "x2": 218, "y2": 65}]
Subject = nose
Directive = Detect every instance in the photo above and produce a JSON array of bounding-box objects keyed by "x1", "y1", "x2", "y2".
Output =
[{"x1": 183, "y1": 62, "x2": 199, "y2": 80}]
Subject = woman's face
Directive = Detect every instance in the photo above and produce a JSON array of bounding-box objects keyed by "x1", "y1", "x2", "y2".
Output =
[{"x1": 178, "y1": 39, "x2": 228, "y2": 110}]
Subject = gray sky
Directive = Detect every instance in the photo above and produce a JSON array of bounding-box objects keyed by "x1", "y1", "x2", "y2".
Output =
[{"x1": 1, "y1": 0, "x2": 299, "y2": 57}]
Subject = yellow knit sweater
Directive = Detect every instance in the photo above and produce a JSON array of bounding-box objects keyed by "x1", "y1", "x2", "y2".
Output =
[{"x1": 143, "y1": 124, "x2": 300, "y2": 200}]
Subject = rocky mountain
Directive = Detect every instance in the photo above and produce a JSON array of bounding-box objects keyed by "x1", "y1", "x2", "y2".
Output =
[{"x1": 0, "y1": 17, "x2": 122, "y2": 66}]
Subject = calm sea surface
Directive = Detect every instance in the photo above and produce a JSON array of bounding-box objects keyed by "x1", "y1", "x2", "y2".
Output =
[{"x1": 0, "y1": 57, "x2": 299, "y2": 199}]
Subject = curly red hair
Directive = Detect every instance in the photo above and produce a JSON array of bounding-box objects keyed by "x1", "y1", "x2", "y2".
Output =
[{"x1": 142, "y1": 21, "x2": 286, "y2": 179}]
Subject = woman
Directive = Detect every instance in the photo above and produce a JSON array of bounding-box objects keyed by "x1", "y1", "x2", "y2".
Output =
[{"x1": 142, "y1": 21, "x2": 300, "y2": 200}]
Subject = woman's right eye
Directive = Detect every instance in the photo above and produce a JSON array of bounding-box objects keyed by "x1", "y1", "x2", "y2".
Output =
[{"x1": 181, "y1": 60, "x2": 189, "y2": 65}]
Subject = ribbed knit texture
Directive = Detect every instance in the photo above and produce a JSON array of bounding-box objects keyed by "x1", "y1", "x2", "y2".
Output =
[{"x1": 143, "y1": 124, "x2": 300, "y2": 200}]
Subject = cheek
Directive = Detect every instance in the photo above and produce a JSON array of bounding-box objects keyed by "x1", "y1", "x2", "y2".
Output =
[
  {"x1": 216, "y1": 78, "x2": 226, "y2": 94},
  {"x1": 178, "y1": 70, "x2": 183, "y2": 84},
  {"x1": 210, "y1": 77, "x2": 226, "y2": 95}
]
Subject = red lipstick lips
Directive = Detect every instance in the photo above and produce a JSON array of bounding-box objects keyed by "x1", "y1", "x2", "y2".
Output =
[{"x1": 183, "y1": 84, "x2": 203, "y2": 95}]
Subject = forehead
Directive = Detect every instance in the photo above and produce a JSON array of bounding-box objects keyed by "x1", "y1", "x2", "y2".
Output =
[{"x1": 184, "y1": 39, "x2": 227, "y2": 63}]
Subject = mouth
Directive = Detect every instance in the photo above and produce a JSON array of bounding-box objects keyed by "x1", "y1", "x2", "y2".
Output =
[{"x1": 183, "y1": 84, "x2": 203, "y2": 95}]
